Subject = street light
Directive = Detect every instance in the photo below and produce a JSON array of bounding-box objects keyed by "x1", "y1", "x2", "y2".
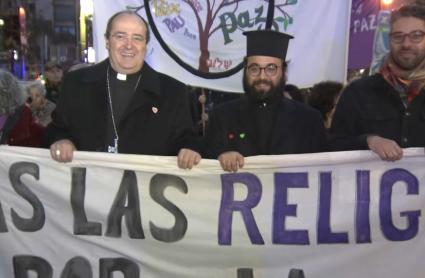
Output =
[
  {"x1": 0, "y1": 19, "x2": 3, "y2": 52},
  {"x1": 80, "y1": 0, "x2": 94, "y2": 62},
  {"x1": 379, "y1": 0, "x2": 394, "y2": 11},
  {"x1": 381, "y1": 0, "x2": 393, "y2": 6},
  {"x1": 80, "y1": 0, "x2": 93, "y2": 15}
]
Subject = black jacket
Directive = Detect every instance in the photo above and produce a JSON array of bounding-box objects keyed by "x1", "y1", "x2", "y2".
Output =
[
  {"x1": 330, "y1": 74, "x2": 425, "y2": 150},
  {"x1": 45, "y1": 59, "x2": 199, "y2": 155},
  {"x1": 205, "y1": 95, "x2": 327, "y2": 158}
]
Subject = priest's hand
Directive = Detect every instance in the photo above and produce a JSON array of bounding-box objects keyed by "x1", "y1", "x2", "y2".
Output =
[
  {"x1": 366, "y1": 135, "x2": 403, "y2": 162},
  {"x1": 50, "y1": 139, "x2": 77, "y2": 163},
  {"x1": 177, "y1": 148, "x2": 201, "y2": 169},
  {"x1": 218, "y1": 151, "x2": 244, "y2": 172}
]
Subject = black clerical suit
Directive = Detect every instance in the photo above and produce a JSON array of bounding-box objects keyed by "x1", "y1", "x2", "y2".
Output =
[
  {"x1": 45, "y1": 59, "x2": 199, "y2": 155},
  {"x1": 205, "y1": 95, "x2": 327, "y2": 158}
]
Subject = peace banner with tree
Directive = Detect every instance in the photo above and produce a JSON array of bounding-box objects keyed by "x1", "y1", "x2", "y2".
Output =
[{"x1": 93, "y1": 0, "x2": 350, "y2": 92}]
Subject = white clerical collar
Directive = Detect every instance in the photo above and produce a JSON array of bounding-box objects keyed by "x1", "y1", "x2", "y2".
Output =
[{"x1": 116, "y1": 73, "x2": 127, "y2": 81}]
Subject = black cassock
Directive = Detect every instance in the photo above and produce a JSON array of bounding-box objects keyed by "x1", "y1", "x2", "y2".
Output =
[{"x1": 205, "y1": 94, "x2": 327, "y2": 158}]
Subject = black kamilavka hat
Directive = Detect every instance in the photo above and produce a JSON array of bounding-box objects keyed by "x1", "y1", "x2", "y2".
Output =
[{"x1": 243, "y1": 30, "x2": 294, "y2": 60}]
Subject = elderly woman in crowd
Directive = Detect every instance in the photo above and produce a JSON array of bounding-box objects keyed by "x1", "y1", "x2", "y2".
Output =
[
  {"x1": 26, "y1": 81, "x2": 56, "y2": 126},
  {"x1": 0, "y1": 69, "x2": 45, "y2": 147}
]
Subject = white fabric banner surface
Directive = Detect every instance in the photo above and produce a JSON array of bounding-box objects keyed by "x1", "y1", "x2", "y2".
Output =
[
  {"x1": 0, "y1": 146, "x2": 424, "y2": 277},
  {"x1": 92, "y1": 0, "x2": 351, "y2": 92}
]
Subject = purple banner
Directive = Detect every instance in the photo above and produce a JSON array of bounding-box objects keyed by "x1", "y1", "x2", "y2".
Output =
[{"x1": 348, "y1": 0, "x2": 380, "y2": 70}]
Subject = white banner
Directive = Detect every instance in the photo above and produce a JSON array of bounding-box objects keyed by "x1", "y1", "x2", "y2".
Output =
[
  {"x1": 0, "y1": 146, "x2": 424, "y2": 277},
  {"x1": 92, "y1": 0, "x2": 351, "y2": 92}
]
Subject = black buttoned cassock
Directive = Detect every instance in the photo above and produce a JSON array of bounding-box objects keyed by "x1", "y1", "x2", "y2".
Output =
[
  {"x1": 205, "y1": 95, "x2": 327, "y2": 158},
  {"x1": 45, "y1": 59, "x2": 199, "y2": 155}
]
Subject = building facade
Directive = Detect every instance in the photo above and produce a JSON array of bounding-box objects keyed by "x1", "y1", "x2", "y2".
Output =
[{"x1": 0, "y1": 0, "x2": 92, "y2": 78}]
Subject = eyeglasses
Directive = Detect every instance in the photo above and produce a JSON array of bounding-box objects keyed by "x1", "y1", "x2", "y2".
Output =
[
  {"x1": 111, "y1": 33, "x2": 146, "y2": 44},
  {"x1": 246, "y1": 63, "x2": 280, "y2": 77},
  {"x1": 389, "y1": 30, "x2": 425, "y2": 44}
]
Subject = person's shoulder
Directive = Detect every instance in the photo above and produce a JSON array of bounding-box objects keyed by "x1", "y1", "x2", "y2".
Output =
[
  {"x1": 345, "y1": 73, "x2": 385, "y2": 91},
  {"x1": 338, "y1": 74, "x2": 389, "y2": 105},
  {"x1": 142, "y1": 62, "x2": 186, "y2": 93},
  {"x1": 21, "y1": 105, "x2": 32, "y2": 115},
  {"x1": 64, "y1": 60, "x2": 106, "y2": 82},
  {"x1": 213, "y1": 97, "x2": 243, "y2": 113},
  {"x1": 285, "y1": 97, "x2": 322, "y2": 118},
  {"x1": 161, "y1": 73, "x2": 186, "y2": 89},
  {"x1": 142, "y1": 61, "x2": 178, "y2": 81},
  {"x1": 17, "y1": 105, "x2": 34, "y2": 122}
]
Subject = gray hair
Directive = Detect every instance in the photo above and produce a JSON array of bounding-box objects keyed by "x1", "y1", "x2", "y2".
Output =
[
  {"x1": 26, "y1": 81, "x2": 46, "y2": 97},
  {"x1": 0, "y1": 69, "x2": 25, "y2": 116}
]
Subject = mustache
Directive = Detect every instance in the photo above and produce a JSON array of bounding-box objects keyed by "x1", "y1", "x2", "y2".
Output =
[
  {"x1": 400, "y1": 45, "x2": 415, "y2": 51},
  {"x1": 252, "y1": 80, "x2": 273, "y2": 86}
]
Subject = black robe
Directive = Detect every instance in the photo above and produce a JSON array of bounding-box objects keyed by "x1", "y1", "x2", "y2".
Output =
[
  {"x1": 205, "y1": 95, "x2": 327, "y2": 158},
  {"x1": 45, "y1": 59, "x2": 200, "y2": 155}
]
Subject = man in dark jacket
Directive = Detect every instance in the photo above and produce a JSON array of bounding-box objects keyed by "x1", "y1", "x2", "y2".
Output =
[
  {"x1": 330, "y1": 4, "x2": 425, "y2": 161},
  {"x1": 205, "y1": 30, "x2": 327, "y2": 172},
  {"x1": 45, "y1": 10, "x2": 201, "y2": 169}
]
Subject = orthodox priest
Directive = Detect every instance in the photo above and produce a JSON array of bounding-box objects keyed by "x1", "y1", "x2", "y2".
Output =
[{"x1": 205, "y1": 30, "x2": 327, "y2": 172}]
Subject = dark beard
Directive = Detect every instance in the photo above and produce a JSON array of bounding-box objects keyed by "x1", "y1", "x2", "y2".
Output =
[
  {"x1": 243, "y1": 73, "x2": 286, "y2": 102},
  {"x1": 391, "y1": 49, "x2": 425, "y2": 73}
]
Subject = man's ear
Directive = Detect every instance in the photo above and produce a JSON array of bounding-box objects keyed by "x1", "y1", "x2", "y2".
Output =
[{"x1": 105, "y1": 36, "x2": 110, "y2": 50}]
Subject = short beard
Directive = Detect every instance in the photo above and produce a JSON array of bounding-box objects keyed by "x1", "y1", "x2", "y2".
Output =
[
  {"x1": 390, "y1": 48, "x2": 425, "y2": 72},
  {"x1": 243, "y1": 73, "x2": 286, "y2": 102}
]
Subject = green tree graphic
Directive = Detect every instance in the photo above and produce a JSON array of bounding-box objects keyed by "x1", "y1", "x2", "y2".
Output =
[{"x1": 129, "y1": 0, "x2": 297, "y2": 73}]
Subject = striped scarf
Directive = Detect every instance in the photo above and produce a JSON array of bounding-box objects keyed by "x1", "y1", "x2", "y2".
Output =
[{"x1": 379, "y1": 55, "x2": 425, "y2": 105}]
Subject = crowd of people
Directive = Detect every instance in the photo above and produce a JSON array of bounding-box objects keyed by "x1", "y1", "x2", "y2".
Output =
[{"x1": 0, "y1": 3, "x2": 424, "y2": 172}]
